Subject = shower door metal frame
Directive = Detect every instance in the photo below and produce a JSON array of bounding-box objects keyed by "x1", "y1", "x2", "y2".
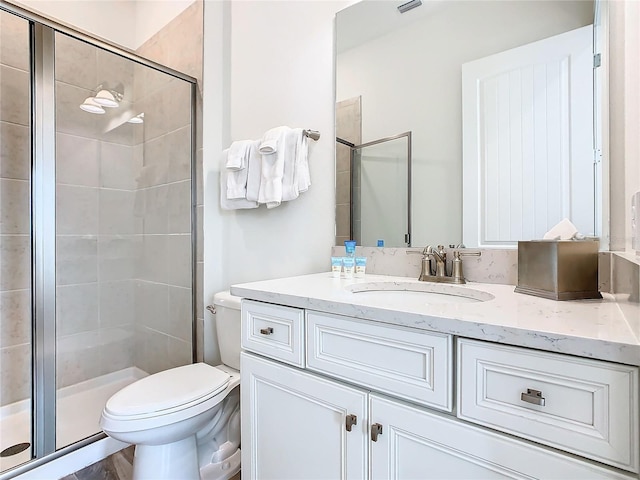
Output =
[
  {"x1": 31, "y1": 21, "x2": 57, "y2": 460},
  {"x1": 0, "y1": 2, "x2": 199, "y2": 477}
]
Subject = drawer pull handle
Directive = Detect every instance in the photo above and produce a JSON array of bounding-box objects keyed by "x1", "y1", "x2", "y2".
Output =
[
  {"x1": 371, "y1": 423, "x2": 383, "y2": 442},
  {"x1": 521, "y1": 388, "x2": 546, "y2": 406},
  {"x1": 345, "y1": 414, "x2": 357, "y2": 432},
  {"x1": 259, "y1": 327, "x2": 274, "y2": 335}
]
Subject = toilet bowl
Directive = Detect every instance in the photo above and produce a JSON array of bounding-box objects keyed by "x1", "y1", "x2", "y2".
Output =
[{"x1": 100, "y1": 291, "x2": 242, "y2": 480}]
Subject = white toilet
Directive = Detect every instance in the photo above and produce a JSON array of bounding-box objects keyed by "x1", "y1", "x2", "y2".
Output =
[{"x1": 100, "y1": 291, "x2": 242, "y2": 480}]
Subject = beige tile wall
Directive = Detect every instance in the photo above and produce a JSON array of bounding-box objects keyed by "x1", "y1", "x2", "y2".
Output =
[
  {"x1": 136, "y1": 0, "x2": 204, "y2": 365},
  {"x1": 0, "y1": 12, "x2": 31, "y2": 406},
  {"x1": 335, "y1": 97, "x2": 362, "y2": 247},
  {"x1": 51, "y1": 14, "x2": 198, "y2": 387}
]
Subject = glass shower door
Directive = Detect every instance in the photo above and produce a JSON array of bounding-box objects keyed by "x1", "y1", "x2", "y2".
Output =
[
  {"x1": 53, "y1": 32, "x2": 194, "y2": 450},
  {"x1": 0, "y1": 8, "x2": 195, "y2": 474},
  {"x1": 0, "y1": 9, "x2": 33, "y2": 473}
]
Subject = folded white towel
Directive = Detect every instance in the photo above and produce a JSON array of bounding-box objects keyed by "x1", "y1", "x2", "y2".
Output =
[
  {"x1": 226, "y1": 140, "x2": 252, "y2": 170},
  {"x1": 295, "y1": 129, "x2": 310, "y2": 193},
  {"x1": 282, "y1": 128, "x2": 302, "y2": 202},
  {"x1": 246, "y1": 140, "x2": 262, "y2": 202},
  {"x1": 220, "y1": 150, "x2": 258, "y2": 210},
  {"x1": 259, "y1": 127, "x2": 290, "y2": 208},
  {"x1": 259, "y1": 127, "x2": 287, "y2": 154}
]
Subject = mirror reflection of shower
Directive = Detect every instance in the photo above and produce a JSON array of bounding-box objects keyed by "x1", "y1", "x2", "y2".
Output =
[{"x1": 336, "y1": 132, "x2": 412, "y2": 248}]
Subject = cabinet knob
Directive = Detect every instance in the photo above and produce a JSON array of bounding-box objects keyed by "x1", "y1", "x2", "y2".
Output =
[
  {"x1": 259, "y1": 327, "x2": 274, "y2": 335},
  {"x1": 371, "y1": 423, "x2": 383, "y2": 442},
  {"x1": 345, "y1": 414, "x2": 357, "y2": 432},
  {"x1": 521, "y1": 388, "x2": 546, "y2": 406}
]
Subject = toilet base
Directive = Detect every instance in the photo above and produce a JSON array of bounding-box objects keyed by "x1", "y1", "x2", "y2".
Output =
[
  {"x1": 133, "y1": 436, "x2": 200, "y2": 480},
  {"x1": 200, "y1": 448, "x2": 241, "y2": 480}
]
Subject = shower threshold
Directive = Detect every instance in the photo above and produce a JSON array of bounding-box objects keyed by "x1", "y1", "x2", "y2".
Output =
[{"x1": 0, "y1": 367, "x2": 146, "y2": 473}]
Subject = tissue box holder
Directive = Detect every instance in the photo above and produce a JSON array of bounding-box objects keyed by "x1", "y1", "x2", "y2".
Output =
[{"x1": 515, "y1": 240, "x2": 601, "y2": 301}]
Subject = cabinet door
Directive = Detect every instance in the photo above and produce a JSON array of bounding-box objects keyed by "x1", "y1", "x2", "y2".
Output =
[
  {"x1": 369, "y1": 394, "x2": 634, "y2": 480},
  {"x1": 241, "y1": 352, "x2": 368, "y2": 480}
]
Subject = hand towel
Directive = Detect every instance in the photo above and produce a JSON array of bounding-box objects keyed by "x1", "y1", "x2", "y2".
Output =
[
  {"x1": 220, "y1": 150, "x2": 258, "y2": 210},
  {"x1": 281, "y1": 128, "x2": 303, "y2": 202},
  {"x1": 295, "y1": 129, "x2": 311, "y2": 193},
  {"x1": 226, "y1": 140, "x2": 252, "y2": 199},
  {"x1": 259, "y1": 126, "x2": 286, "y2": 154},
  {"x1": 226, "y1": 140, "x2": 252, "y2": 170},
  {"x1": 245, "y1": 140, "x2": 262, "y2": 202},
  {"x1": 258, "y1": 126, "x2": 290, "y2": 208},
  {"x1": 226, "y1": 164, "x2": 249, "y2": 200}
]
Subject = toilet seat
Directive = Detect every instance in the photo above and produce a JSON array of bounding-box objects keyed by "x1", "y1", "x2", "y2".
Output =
[{"x1": 102, "y1": 364, "x2": 231, "y2": 430}]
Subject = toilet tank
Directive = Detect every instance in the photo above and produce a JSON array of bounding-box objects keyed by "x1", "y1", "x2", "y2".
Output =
[{"x1": 213, "y1": 291, "x2": 242, "y2": 370}]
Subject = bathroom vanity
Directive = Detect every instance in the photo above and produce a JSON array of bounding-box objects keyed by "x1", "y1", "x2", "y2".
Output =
[{"x1": 231, "y1": 273, "x2": 640, "y2": 479}]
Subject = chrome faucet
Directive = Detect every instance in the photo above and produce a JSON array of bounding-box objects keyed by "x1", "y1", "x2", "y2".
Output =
[
  {"x1": 408, "y1": 245, "x2": 481, "y2": 284},
  {"x1": 425, "y1": 245, "x2": 447, "y2": 277}
]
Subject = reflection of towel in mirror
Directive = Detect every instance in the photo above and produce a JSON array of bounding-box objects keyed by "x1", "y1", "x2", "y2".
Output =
[
  {"x1": 225, "y1": 140, "x2": 252, "y2": 199},
  {"x1": 220, "y1": 149, "x2": 258, "y2": 210},
  {"x1": 259, "y1": 126, "x2": 289, "y2": 208},
  {"x1": 245, "y1": 140, "x2": 262, "y2": 202}
]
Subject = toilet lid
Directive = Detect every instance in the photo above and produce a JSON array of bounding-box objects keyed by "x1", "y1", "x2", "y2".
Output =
[{"x1": 105, "y1": 363, "x2": 230, "y2": 417}]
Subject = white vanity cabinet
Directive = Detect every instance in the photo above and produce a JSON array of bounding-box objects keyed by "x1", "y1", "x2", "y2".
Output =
[
  {"x1": 240, "y1": 300, "x2": 638, "y2": 480},
  {"x1": 457, "y1": 338, "x2": 639, "y2": 472},
  {"x1": 240, "y1": 352, "x2": 368, "y2": 480},
  {"x1": 368, "y1": 394, "x2": 635, "y2": 479}
]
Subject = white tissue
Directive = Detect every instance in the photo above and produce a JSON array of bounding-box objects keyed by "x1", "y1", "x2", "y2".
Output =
[{"x1": 542, "y1": 218, "x2": 579, "y2": 240}]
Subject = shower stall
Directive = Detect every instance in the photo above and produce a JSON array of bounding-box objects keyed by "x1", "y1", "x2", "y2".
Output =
[{"x1": 0, "y1": 4, "x2": 196, "y2": 476}]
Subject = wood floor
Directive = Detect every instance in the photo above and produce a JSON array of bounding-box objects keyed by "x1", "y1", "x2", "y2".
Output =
[{"x1": 59, "y1": 446, "x2": 241, "y2": 480}]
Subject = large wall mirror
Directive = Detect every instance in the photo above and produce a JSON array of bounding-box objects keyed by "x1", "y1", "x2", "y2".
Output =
[{"x1": 335, "y1": 0, "x2": 606, "y2": 249}]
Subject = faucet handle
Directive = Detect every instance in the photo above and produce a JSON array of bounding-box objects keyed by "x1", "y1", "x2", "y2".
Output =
[
  {"x1": 454, "y1": 250, "x2": 481, "y2": 258},
  {"x1": 451, "y1": 250, "x2": 481, "y2": 283}
]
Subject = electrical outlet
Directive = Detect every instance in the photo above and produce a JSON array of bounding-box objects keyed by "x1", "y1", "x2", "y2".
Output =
[{"x1": 632, "y1": 192, "x2": 640, "y2": 251}]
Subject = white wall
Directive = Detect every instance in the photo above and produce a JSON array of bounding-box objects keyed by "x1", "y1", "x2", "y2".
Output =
[
  {"x1": 337, "y1": 1, "x2": 592, "y2": 248},
  {"x1": 202, "y1": 0, "x2": 354, "y2": 363},
  {"x1": 13, "y1": 0, "x2": 137, "y2": 47},
  {"x1": 12, "y1": 0, "x2": 194, "y2": 50}
]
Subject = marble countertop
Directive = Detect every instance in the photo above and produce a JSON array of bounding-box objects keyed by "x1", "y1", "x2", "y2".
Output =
[{"x1": 230, "y1": 273, "x2": 640, "y2": 366}]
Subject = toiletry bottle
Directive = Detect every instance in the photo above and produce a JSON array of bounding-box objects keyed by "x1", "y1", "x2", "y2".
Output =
[
  {"x1": 331, "y1": 257, "x2": 342, "y2": 278},
  {"x1": 355, "y1": 257, "x2": 367, "y2": 278},
  {"x1": 345, "y1": 240, "x2": 356, "y2": 258},
  {"x1": 377, "y1": 239, "x2": 384, "y2": 247},
  {"x1": 342, "y1": 257, "x2": 355, "y2": 278}
]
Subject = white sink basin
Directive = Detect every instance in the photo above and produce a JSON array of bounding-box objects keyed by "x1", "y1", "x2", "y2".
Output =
[{"x1": 345, "y1": 281, "x2": 494, "y2": 305}]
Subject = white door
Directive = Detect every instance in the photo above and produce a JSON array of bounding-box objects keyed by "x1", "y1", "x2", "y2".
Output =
[
  {"x1": 462, "y1": 25, "x2": 594, "y2": 247},
  {"x1": 369, "y1": 394, "x2": 633, "y2": 479},
  {"x1": 240, "y1": 352, "x2": 368, "y2": 480}
]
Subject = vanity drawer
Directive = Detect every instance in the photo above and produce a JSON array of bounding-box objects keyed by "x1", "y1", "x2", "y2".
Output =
[
  {"x1": 241, "y1": 299, "x2": 305, "y2": 367},
  {"x1": 307, "y1": 311, "x2": 453, "y2": 411},
  {"x1": 457, "y1": 338, "x2": 639, "y2": 472}
]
